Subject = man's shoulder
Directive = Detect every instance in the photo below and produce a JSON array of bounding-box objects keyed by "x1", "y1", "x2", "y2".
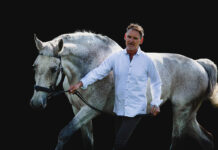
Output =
[
  {"x1": 105, "y1": 50, "x2": 123, "y2": 62},
  {"x1": 110, "y1": 49, "x2": 124, "y2": 57},
  {"x1": 140, "y1": 50, "x2": 151, "y2": 59},
  {"x1": 139, "y1": 51, "x2": 155, "y2": 66}
]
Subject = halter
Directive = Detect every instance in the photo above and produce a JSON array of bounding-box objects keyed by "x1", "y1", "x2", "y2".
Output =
[{"x1": 34, "y1": 54, "x2": 67, "y2": 99}]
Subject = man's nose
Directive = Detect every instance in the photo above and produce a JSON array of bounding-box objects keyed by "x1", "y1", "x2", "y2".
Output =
[{"x1": 129, "y1": 38, "x2": 133, "y2": 42}]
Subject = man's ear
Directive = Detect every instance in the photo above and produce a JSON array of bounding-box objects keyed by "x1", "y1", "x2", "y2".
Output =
[
  {"x1": 140, "y1": 37, "x2": 144, "y2": 44},
  {"x1": 124, "y1": 33, "x2": 126, "y2": 40}
]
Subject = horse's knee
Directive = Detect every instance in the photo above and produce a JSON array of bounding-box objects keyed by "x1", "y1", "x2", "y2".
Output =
[
  {"x1": 187, "y1": 122, "x2": 214, "y2": 149},
  {"x1": 177, "y1": 122, "x2": 214, "y2": 150},
  {"x1": 170, "y1": 135, "x2": 208, "y2": 150},
  {"x1": 81, "y1": 123, "x2": 94, "y2": 150},
  {"x1": 58, "y1": 125, "x2": 74, "y2": 143},
  {"x1": 171, "y1": 119, "x2": 214, "y2": 150}
]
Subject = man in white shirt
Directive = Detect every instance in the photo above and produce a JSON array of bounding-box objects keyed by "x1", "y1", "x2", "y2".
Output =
[{"x1": 69, "y1": 23, "x2": 162, "y2": 150}]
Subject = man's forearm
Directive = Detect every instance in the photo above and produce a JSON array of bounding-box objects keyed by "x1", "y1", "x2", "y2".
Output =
[{"x1": 69, "y1": 81, "x2": 83, "y2": 93}]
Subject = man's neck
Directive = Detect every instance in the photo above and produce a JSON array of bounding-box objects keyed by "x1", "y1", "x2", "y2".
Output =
[
  {"x1": 126, "y1": 49, "x2": 137, "y2": 61},
  {"x1": 126, "y1": 49, "x2": 137, "y2": 55}
]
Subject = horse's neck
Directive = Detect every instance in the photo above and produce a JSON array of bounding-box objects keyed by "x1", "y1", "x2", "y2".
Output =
[{"x1": 61, "y1": 56, "x2": 79, "y2": 83}]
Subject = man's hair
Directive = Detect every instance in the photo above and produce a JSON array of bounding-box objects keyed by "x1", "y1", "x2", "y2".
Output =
[{"x1": 126, "y1": 23, "x2": 144, "y2": 38}]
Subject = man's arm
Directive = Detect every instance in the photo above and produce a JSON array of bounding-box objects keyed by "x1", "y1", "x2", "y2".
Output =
[
  {"x1": 69, "y1": 54, "x2": 115, "y2": 93},
  {"x1": 148, "y1": 59, "x2": 162, "y2": 116}
]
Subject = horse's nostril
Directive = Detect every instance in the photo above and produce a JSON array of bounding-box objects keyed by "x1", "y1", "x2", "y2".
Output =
[
  {"x1": 29, "y1": 96, "x2": 47, "y2": 109},
  {"x1": 30, "y1": 98, "x2": 36, "y2": 107},
  {"x1": 42, "y1": 98, "x2": 47, "y2": 109}
]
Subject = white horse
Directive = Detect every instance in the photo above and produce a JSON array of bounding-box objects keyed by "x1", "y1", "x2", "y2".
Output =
[{"x1": 30, "y1": 31, "x2": 218, "y2": 150}]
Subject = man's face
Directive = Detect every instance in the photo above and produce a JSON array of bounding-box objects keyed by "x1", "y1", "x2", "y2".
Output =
[{"x1": 125, "y1": 29, "x2": 142, "y2": 51}]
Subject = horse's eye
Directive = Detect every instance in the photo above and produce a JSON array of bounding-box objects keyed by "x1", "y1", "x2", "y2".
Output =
[{"x1": 50, "y1": 67, "x2": 58, "y2": 73}]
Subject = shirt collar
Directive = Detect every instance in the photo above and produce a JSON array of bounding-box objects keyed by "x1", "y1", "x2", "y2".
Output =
[{"x1": 124, "y1": 47, "x2": 142, "y2": 55}]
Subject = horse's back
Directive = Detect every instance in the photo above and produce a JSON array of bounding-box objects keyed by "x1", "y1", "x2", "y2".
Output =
[{"x1": 147, "y1": 53, "x2": 209, "y2": 106}]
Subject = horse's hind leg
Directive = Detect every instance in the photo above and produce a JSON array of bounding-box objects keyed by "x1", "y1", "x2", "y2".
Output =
[
  {"x1": 170, "y1": 104, "x2": 191, "y2": 150},
  {"x1": 185, "y1": 118, "x2": 214, "y2": 150},
  {"x1": 55, "y1": 106, "x2": 99, "y2": 150},
  {"x1": 170, "y1": 100, "x2": 214, "y2": 150},
  {"x1": 171, "y1": 120, "x2": 214, "y2": 150}
]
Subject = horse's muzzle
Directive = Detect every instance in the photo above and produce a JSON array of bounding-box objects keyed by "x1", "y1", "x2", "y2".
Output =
[{"x1": 30, "y1": 94, "x2": 47, "y2": 109}]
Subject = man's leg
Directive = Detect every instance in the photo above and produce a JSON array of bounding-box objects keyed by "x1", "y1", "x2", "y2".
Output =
[{"x1": 113, "y1": 116, "x2": 142, "y2": 150}]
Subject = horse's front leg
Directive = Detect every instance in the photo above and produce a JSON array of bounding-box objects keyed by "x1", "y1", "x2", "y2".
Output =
[
  {"x1": 55, "y1": 106, "x2": 99, "y2": 150},
  {"x1": 81, "y1": 121, "x2": 94, "y2": 150},
  {"x1": 71, "y1": 105, "x2": 94, "y2": 150}
]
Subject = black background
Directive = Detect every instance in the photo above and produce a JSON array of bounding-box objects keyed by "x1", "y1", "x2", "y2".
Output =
[{"x1": 3, "y1": 2, "x2": 218, "y2": 150}]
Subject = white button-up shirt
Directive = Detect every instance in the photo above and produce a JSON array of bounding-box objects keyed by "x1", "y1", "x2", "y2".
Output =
[{"x1": 81, "y1": 47, "x2": 162, "y2": 117}]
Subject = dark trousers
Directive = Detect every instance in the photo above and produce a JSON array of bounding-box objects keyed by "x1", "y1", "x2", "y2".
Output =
[{"x1": 113, "y1": 115, "x2": 142, "y2": 150}]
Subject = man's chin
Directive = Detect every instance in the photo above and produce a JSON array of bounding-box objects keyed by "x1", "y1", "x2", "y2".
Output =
[
  {"x1": 126, "y1": 45, "x2": 138, "y2": 50},
  {"x1": 127, "y1": 48, "x2": 137, "y2": 51}
]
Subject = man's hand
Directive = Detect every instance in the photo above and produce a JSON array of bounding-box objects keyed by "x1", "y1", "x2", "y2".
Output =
[
  {"x1": 69, "y1": 81, "x2": 83, "y2": 94},
  {"x1": 150, "y1": 105, "x2": 160, "y2": 116}
]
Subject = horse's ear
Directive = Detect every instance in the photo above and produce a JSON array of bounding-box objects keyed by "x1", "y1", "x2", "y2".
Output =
[
  {"x1": 34, "y1": 34, "x2": 45, "y2": 51},
  {"x1": 58, "y1": 39, "x2": 63, "y2": 52}
]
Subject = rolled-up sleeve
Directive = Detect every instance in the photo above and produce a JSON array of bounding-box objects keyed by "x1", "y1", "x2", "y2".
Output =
[
  {"x1": 80, "y1": 54, "x2": 114, "y2": 89},
  {"x1": 148, "y1": 59, "x2": 163, "y2": 107}
]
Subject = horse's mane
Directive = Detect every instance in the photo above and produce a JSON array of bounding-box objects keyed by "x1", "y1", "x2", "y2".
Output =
[
  {"x1": 58, "y1": 31, "x2": 121, "y2": 57},
  {"x1": 57, "y1": 31, "x2": 116, "y2": 46}
]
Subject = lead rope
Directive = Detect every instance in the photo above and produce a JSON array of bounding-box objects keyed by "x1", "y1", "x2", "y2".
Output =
[{"x1": 72, "y1": 90, "x2": 111, "y2": 115}]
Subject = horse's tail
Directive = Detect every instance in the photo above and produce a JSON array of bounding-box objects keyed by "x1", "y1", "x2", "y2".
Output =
[{"x1": 196, "y1": 58, "x2": 218, "y2": 107}]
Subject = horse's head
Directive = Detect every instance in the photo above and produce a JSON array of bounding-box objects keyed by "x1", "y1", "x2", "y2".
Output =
[{"x1": 30, "y1": 35, "x2": 63, "y2": 109}]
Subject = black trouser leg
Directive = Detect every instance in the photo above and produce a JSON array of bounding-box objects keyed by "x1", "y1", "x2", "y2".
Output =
[{"x1": 113, "y1": 116, "x2": 142, "y2": 150}]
